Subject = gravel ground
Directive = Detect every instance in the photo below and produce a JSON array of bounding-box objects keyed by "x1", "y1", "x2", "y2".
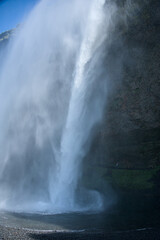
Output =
[{"x1": 1, "y1": 226, "x2": 160, "y2": 240}]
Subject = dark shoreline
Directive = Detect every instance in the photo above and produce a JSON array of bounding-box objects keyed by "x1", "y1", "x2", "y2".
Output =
[{"x1": 1, "y1": 225, "x2": 160, "y2": 240}]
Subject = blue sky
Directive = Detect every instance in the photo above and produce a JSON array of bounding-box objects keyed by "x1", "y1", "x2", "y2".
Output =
[{"x1": 0, "y1": 0, "x2": 40, "y2": 33}]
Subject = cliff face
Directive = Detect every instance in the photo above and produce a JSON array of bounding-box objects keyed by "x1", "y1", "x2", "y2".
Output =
[
  {"x1": 0, "y1": 29, "x2": 15, "y2": 49},
  {"x1": 0, "y1": 29, "x2": 15, "y2": 68},
  {"x1": 106, "y1": 0, "x2": 160, "y2": 135},
  {"x1": 83, "y1": 0, "x2": 160, "y2": 193},
  {"x1": 86, "y1": 0, "x2": 160, "y2": 166}
]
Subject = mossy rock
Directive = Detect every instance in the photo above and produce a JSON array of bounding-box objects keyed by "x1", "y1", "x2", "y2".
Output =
[
  {"x1": 109, "y1": 168, "x2": 160, "y2": 190},
  {"x1": 82, "y1": 165, "x2": 160, "y2": 193}
]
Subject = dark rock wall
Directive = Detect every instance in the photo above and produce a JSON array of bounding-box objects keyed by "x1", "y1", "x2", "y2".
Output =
[
  {"x1": 83, "y1": 0, "x2": 160, "y2": 193},
  {"x1": 105, "y1": 0, "x2": 160, "y2": 135},
  {"x1": 87, "y1": 0, "x2": 160, "y2": 168}
]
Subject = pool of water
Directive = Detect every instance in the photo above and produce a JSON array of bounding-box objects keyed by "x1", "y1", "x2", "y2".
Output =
[{"x1": 0, "y1": 193, "x2": 160, "y2": 232}]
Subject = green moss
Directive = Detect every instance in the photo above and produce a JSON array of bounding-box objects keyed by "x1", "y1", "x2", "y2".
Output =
[
  {"x1": 111, "y1": 168, "x2": 159, "y2": 190},
  {"x1": 83, "y1": 166, "x2": 160, "y2": 192}
]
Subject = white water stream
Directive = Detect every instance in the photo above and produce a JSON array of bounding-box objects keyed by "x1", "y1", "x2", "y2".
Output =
[{"x1": 0, "y1": 0, "x2": 116, "y2": 213}]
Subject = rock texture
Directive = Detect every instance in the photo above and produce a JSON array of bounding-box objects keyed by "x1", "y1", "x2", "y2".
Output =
[
  {"x1": 83, "y1": 0, "x2": 160, "y2": 192},
  {"x1": 87, "y1": 0, "x2": 160, "y2": 166},
  {"x1": 106, "y1": 0, "x2": 160, "y2": 135}
]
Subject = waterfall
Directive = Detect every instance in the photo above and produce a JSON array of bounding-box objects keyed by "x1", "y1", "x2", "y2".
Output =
[
  {"x1": 50, "y1": 0, "x2": 106, "y2": 212},
  {"x1": 0, "y1": 0, "x2": 116, "y2": 213}
]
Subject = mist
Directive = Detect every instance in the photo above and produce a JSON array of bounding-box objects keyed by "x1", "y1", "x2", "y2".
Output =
[{"x1": 0, "y1": 0, "x2": 117, "y2": 213}]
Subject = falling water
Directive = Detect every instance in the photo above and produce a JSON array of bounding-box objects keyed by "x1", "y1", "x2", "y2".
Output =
[{"x1": 0, "y1": 0, "x2": 116, "y2": 213}]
